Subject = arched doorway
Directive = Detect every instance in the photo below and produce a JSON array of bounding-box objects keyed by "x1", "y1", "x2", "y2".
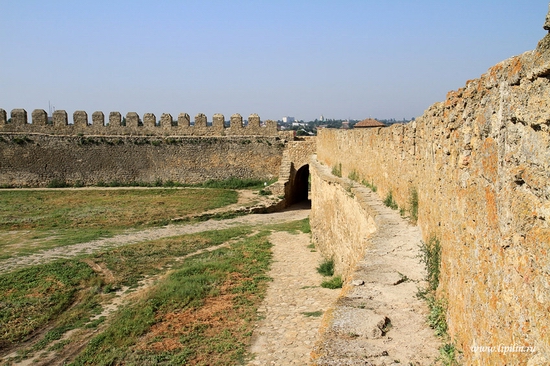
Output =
[{"x1": 288, "y1": 164, "x2": 310, "y2": 206}]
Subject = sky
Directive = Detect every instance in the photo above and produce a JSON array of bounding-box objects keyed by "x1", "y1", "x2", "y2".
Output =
[{"x1": 1, "y1": 1, "x2": 548, "y2": 122}]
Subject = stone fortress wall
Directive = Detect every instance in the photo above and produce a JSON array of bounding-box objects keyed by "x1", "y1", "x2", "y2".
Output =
[
  {"x1": 310, "y1": 28, "x2": 550, "y2": 365},
  {"x1": 0, "y1": 110, "x2": 285, "y2": 187},
  {"x1": 0, "y1": 109, "x2": 278, "y2": 136}
]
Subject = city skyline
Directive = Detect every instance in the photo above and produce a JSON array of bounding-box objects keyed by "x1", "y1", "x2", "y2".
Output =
[{"x1": 1, "y1": 1, "x2": 548, "y2": 122}]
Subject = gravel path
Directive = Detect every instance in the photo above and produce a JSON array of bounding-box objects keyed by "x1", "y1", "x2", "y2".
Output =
[{"x1": 248, "y1": 231, "x2": 341, "y2": 365}]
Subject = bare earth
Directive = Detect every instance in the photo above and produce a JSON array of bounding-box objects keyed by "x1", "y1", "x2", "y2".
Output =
[{"x1": 248, "y1": 231, "x2": 341, "y2": 365}]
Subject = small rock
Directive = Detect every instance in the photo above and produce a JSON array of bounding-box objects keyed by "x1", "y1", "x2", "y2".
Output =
[{"x1": 351, "y1": 279, "x2": 364, "y2": 286}]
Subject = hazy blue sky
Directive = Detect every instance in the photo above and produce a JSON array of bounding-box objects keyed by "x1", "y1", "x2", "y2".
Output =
[{"x1": 1, "y1": 1, "x2": 548, "y2": 121}]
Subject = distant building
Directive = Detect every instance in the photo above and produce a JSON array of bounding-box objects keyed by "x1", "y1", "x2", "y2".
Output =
[
  {"x1": 282, "y1": 116, "x2": 295, "y2": 123},
  {"x1": 354, "y1": 118, "x2": 386, "y2": 128},
  {"x1": 319, "y1": 115, "x2": 325, "y2": 122},
  {"x1": 341, "y1": 121, "x2": 350, "y2": 129}
]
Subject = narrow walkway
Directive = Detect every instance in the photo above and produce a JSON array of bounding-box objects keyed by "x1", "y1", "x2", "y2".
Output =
[
  {"x1": 311, "y1": 185, "x2": 441, "y2": 365},
  {"x1": 248, "y1": 231, "x2": 341, "y2": 365}
]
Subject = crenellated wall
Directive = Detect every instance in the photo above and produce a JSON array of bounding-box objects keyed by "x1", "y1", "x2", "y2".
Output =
[
  {"x1": 0, "y1": 134, "x2": 285, "y2": 187},
  {"x1": 311, "y1": 31, "x2": 550, "y2": 365},
  {"x1": 0, "y1": 110, "x2": 278, "y2": 136}
]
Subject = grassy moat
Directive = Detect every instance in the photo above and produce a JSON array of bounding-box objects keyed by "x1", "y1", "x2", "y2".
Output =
[{"x1": 0, "y1": 183, "x2": 309, "y2": 365}]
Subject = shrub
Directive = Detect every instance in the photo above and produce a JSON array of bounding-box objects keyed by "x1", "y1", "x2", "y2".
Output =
[
  {"x1": 47, "y1": 179, "x2": 69, "y2": 188},
  {"x1": 316, "y1": 258, "x2": 334, "y2": 277}
]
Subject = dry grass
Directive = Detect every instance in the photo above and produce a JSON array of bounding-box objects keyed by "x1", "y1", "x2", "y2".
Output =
[{"x1": 0, "y1": 188, "x2": 237, "y2": 258}]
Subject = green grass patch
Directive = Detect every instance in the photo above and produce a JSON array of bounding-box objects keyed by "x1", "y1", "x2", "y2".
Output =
[
  {"x1": 0, "y1": 188, "x2": 237, "y2": 257},
  {"x1": 197, "y1": 177, "x2": 277, "y2": 190},
  {"x1": 316, "y1": 258, "x2": 334, "y2": 277},
  {"x1": 263, "y1": 217, "x2": 311, "y2": 235},
  {"x1": 321, "y1": 276, "x2": 343, "y2": 289},
  {"x1": 71, "y1": 230, "x2": 273, "y2": 365},
  {"x1": 0, "y1": 225, "x2": 264, "y2": 362},
  {"x1": 0, "y1": 259, "x2": 98, "y2": 347}
]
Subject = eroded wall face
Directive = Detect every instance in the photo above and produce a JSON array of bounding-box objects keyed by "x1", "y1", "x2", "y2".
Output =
[
  {"x1": 310, "y1": 159, "x2": 377, "y2": 279},
  {"x1": 314, "y1": 36, "x2": 550, "y2": 364},
  {"x1": 0, "y1": 135, "x2": 284, "y2": 186}
]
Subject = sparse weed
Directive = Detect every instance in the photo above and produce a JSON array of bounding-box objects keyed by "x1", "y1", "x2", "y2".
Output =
[
  {"x1": 409, "y1": 186, "x2": 419, "y2": 224},
  {"x1": 383, "y1": 190, "x2": 398, "y2": 210},
  {"x1": 361, "y1": 179, "x2": 377, "y2": 192},
  {"x1": 417, "y1": 235, "x2": 459, "y2": 365},
  {"x1": 419, "y1": 236, "x2": 441, "y2": 293},
  {"x1": 347, "y1": 170, "x2": 360, "y2": 182},
  {"x1": 331, "y1": 163, "x2": 342, "y2": 177},
  {"x1": 439, "y1": 343, "x2": 460, "y2": 365}
]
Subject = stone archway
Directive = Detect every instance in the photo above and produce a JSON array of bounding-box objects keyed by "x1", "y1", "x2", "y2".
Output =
[
  {"x1": 288, "y1": 164, "x2": 310, "y2": 205},
  {"x1": 269, "y1": 137, "x2": 316, "y2": 207}
]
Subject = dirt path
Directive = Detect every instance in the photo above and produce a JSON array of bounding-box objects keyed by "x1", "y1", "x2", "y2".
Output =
[
  {"x1": 0, "y1": 190, "x2": 290, "y2": 274},
  {"x1": 248, "y1": 232, "x2": 341, "y2": 365}
]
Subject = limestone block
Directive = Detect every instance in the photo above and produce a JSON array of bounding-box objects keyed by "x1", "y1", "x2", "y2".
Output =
[
  {"x1": 0, "y1": 109, "x2": 6, "y2": 124},
  {"x1": 332, "y1": 307, "x2": 389, "y2": 339}
]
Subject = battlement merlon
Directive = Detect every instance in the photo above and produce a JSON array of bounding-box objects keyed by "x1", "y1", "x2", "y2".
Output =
[{"x1": 0, "y1": 109, "x2": 279, "y2": 136}]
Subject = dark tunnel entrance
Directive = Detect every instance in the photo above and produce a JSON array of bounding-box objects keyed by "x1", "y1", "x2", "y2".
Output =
[{"x1": 288, "y1": 164, "x2": 310, "y2": 206}]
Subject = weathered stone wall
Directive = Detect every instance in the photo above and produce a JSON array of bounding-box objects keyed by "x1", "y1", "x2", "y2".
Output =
[
  {"x1": 271, "y1": 137, "x2": 317, "y2": 202},
  {"x1": 309, "y1": 158, "x2": 377, "y2": 279},
  {"x1": 312, "y1": 34, "x2": 550, "y2": 364},
  {"x1": 0, "y1": 111, "x2": 278, "y2": 136},
  {"x1": 0, "y1": 134, "x2": 285, "y2": 187}
]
